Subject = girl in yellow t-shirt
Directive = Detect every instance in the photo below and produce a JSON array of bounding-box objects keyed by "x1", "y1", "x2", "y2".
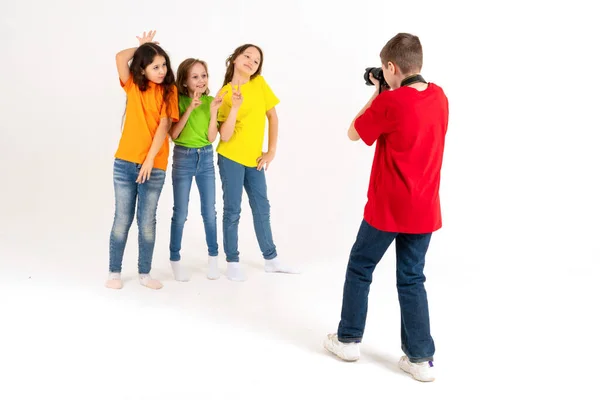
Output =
[
  {"x1": 107, "y1": 31, "x2": 179, "y2": 291},
  {"x1": 216, "y1": 43, "x2": 299, "y2": 281}
]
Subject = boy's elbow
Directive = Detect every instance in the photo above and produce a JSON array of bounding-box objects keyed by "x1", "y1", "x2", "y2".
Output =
[{"x1": 348, "y1": 129, "x2": 360, "y2": 141}]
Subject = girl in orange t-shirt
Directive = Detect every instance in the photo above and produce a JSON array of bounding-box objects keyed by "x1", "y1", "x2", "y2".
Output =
[{"x1": 106, "y1": 31, "x2": 179, "y2": 291}]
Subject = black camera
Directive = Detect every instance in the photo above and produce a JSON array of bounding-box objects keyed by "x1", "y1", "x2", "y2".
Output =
[{"x1": 364, "y1": 67, "x2": 389, "y2": 92}]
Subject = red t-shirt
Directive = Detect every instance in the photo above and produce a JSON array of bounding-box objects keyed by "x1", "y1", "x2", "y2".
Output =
[{"x1": 354, "y1": 83, "x2": 449, "y2": 233}]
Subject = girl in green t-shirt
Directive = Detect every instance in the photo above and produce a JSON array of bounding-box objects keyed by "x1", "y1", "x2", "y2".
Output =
[{"x1": 168, "y1": 58, "x2": 225, "y2": 281}]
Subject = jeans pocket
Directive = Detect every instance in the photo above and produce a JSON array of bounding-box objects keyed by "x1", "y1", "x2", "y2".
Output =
[{"x1": 173, "y1": 150, "x2": 194, "y2": 169}]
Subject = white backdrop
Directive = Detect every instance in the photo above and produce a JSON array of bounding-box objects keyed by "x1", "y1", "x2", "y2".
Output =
[{"x1": 1, "y1": 0, "x2": 599, "y2": 398}]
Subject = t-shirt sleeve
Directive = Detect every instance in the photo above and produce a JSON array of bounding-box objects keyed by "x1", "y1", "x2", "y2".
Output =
[
  {"x1": 160, "y1": 85, "x2": 179, "y2": 122},
  {"x1": 178, "y1": 94, "x2": 187, "y2": 116},
  {"x1": 206, "y1": 95, "x2": 214, "y2": 107},
  {"x1": 217, "y1": 86, "x2": 232, "y2": 123},
  {"x1": 262, "y1": 77, "x2": 280, "y2": 111},
  {"x1": 120, "y1": 75, "x2": 133, "y2": 92},
  {"x1": 354, "y1": 94, "x2": 393, "y2": 146}
]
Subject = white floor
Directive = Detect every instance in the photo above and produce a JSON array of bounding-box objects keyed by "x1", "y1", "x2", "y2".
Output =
[
  {"x1": 1, "y1": 221, "x2": 597, "y2": 400},
  {"x1": 2, "y1": 0, "x2": 599, "y2": 397}
]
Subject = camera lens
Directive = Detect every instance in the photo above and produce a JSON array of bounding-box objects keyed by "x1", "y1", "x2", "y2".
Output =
[
  {"x1": 364, "y1": 67, "x2": 385, "y2": 86},
  {"x1": 364, "y1": 67, "x2": 377, "y2": 85}
]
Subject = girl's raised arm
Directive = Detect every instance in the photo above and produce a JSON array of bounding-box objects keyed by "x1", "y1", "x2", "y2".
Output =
[{"x1": 115, "y1": 30, "x2": 158, "y2": 84}]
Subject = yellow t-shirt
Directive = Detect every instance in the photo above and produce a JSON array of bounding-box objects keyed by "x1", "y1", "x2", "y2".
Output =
[{"x1": 216, "y1": 75, "x2": 279, "y2": 167}]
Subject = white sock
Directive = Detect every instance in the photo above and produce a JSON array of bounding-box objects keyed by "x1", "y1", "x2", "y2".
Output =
[
  {"x1": 207, "y1": 256, "x2": 220, "y2": 280},
  {"x1": 139, "y1": 273, "x2": 163, "y2": 290},
  {"x1": 171, "y1": 260, "x2": 191, "y2": 282},
  {"x1": 108, "y1": 272, "x2": 121, "y2": 280},
  {"x1": 264, "y1": 257, "x2": 300, "y2": 274},
  {"x1": 105, "y1": 272, "x2": 123, "y2": 289},
  {"x1": 226, "y1": 262, "x2": 246, "y2": 282}
]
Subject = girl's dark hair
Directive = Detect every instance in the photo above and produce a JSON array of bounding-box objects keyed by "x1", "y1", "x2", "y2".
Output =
[
  {"x1": 175, "y1": 58, "x2": 210, "y2": 97},
  {"x1": 222, "y1": 44, "x2": 263, "y2": 89},
  {"x1": 130, "y1": 42, "x2": 175, "y2": 105}
]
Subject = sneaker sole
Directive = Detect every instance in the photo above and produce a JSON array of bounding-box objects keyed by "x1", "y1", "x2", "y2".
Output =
[
  {"x1": 398, "y1": 363, "x2": 435, "y2": 382},
  {"x1": 323, "y1": 340, "x2": 360, "y2": 362}
]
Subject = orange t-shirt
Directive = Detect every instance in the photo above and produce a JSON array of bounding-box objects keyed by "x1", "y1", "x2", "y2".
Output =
[{"x1": 115, "y1": 76, "x2": 179, "y2": 171}]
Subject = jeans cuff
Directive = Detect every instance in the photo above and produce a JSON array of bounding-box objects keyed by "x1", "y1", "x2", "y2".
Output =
[
  {"x1": 337, "y1": 336, "x2": 362, "y2": 344},
  {"x1": 409, "y1": 356, "x2": 434, "y2": 363}
]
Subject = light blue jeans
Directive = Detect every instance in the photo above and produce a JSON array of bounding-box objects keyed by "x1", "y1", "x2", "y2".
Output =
[
  {"x1": 217, "y1": 154, "x2": 277, "y2": 263},
  {"x1": 109, "y1": 158, "x2": 165, "y2": 274},
  {"x1": 169, "y1": 144, "x2": 218, "y2": 260}
]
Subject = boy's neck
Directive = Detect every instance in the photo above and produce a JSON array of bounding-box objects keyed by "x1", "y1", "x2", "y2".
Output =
[{"x1": 396, "y1": 72, "x2": 428, "y2": 91}]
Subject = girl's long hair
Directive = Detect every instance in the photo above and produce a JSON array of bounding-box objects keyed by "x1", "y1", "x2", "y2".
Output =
[
  {"x1": 175, "y1": 58, "x2": 210, "y2": 97},
  {"x1": 222, "y1": 44, "x2": 264, "y2": 89},
  {"x1": 130, "y1": 42, "x2": 175, "y2": 104},
  {"x1": 121, "y1": 43, "x2": 176, "y2": 129}
]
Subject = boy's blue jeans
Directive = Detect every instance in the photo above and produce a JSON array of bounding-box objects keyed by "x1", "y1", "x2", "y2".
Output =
[
  {"x1": 337, "y1": 219, "x2": 436, "y2": 363},
  {"x1": 169, "y1": 145, "x2": 218, "y2": 260},
  {"x1": 109, "y1": 158, "x2": 165, "y2": 274}
]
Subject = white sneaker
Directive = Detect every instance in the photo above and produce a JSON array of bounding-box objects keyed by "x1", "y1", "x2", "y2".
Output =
[
  {"x1": 264, "y1": 257, "x2": 300, "y2": 274},
  {"x1": 398, "y1": 355, "x2": 435, "y2": 382},
  {"x1": 323, "y1": 333, "x2": 360, "y2": 361},
  {"x1": 171, "y1": 260, "x2": 191, "y2": 282}
]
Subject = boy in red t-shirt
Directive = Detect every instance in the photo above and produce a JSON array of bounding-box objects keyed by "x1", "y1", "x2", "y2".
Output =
[{"x1": 323, "y1": 33, "x2": 449, "y2": 383}]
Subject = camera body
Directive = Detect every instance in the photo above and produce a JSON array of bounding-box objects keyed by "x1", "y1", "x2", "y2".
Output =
[
  {"x1": 364, "y1": 67, "x2": 427, "y2": 92},
  {"x1": 364, "y1": 67, "x2": 389, "y2": 92}
]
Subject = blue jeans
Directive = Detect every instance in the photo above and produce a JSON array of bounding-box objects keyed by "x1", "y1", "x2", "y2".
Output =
[
  {"x1": 217, "y1": 154, "x2": 277, "y2": 263},
  {"x1": 337, "y1": 219, "x2": 435, "y2": 363},
  {"x1": 109, "y1": 158, "x2": 165, "y2": 274},
  {"x1": 169, "y1": 145, "x2": 218, "y2": 260}
]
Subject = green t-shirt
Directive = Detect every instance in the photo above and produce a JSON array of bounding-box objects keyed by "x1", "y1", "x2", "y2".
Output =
[{"x1": 173, "y1": 94, "x2": 214, "y2": 148}]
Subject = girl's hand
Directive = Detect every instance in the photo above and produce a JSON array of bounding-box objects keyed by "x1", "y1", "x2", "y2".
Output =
[
  {"x1": 210, "y1": 90, "x2": 227, "y2": 114},
  {"x1": 188, "y1": 90, "x2": 202, "y2": 111},
  {"x1": 230, "y1": 82, "x2": 243, "y2": 109},
  {"x1": 136, "y1": 158, "x2": 154, "y2": 183},
  {"x1": 257, "y1": 151, "x2": 275, "y2": 171},
  {"x1": 136, "y1": 30, "x2": 159, "y2": 46}
]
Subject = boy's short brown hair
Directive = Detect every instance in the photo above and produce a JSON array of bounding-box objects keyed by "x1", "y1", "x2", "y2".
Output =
[{"x1": 379, "y1": 33, "x2": 423, "y2": 74}]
